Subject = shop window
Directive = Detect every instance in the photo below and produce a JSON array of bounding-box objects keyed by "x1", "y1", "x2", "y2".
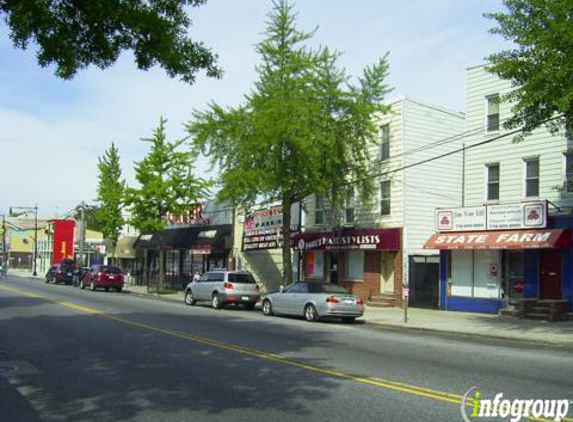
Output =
[
  {"x1": 345, "y1": 250, "x2": 364, "y2": 281},
  {"x1": 486, "y1": 163, "x2": 500, "y2": 201},
  {"x1": 486, "y1": 94, "x2": 500, "y2": 132},
  {"x1": 380, "y1": 180, "x2": 391, "y2": 216},
  {"x1": 380, "y1": 124, "x2": 390, "y2": 161},
  {"x1": 524, "y1": 157, "x2": 539, "y2": 198},
  {"x1": 307, "y1": 251, "x2": 324, "y2": 278}
]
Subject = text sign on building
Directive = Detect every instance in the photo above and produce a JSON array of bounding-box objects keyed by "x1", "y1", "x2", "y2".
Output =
[
  {"x1": 243, "y1": 205, "x2": 299, "y2": 251},
  {"x1": 435, "y1": 201, "x2": 547, "y2": 232}
]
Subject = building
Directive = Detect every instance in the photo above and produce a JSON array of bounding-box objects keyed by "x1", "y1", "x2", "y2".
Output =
[
  {"x1": 296, "y1": 97, "x2": 465, "y2": 307},
  {"x1": 424, "y1": 65, "x2": 573, "y2": 319}
]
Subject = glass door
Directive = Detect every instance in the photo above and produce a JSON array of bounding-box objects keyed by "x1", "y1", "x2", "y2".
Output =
[{"x1": 503, "y1": 251, "x2": 524, "y2": 305}]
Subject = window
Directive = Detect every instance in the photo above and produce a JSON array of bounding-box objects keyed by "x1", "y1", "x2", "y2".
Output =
[
  {"x1": 564, "y1": 153, "x2": 573, "y2": 193},
  {"x1": 345, "y1": 191, "x2": 355, "y2": 224},
  {"x1": 486, "y1": 163, "x2": 500, "y2": 201},
  {"x1": 315, "y1": 194, "x2": 325, "y2": 225},
  {"x1": 524, "y1": 158, "x2": 539, "y2": 198},
  {"x1": 380, "y1": 180, "x2": 391, "y2": 215},
  {"x1": 286, "y1": 283, "x2": 308, "y2": 293},
  {"x1": 345, "y1": 250, "x2": 364, "y2": 280},
  {"x1": 380, "y1": 124, "x2": 390, "y2": 160},
  {"x1": 307, "y1": 251, "x2": 324, "y2": 278},
  {"x1": 486, "y1": 94, "x2": 500, "y2": 132}
]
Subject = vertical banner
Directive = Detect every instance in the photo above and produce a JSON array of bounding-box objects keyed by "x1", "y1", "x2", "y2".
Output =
[{"x1": 52, "y1": 220, "x2": 75, "y2": 264}]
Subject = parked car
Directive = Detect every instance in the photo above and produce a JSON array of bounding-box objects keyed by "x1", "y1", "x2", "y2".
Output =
[
  {"x1": 81, "y1": 265, "x2": 124, "y2": 292},
  {"x1": 261, "y1": 282, "x2": 364, "y2": 323},
  {"x1": 45, "y1": 259, "x2": 77, "y2": 285},
  {"x1": 184, "y1": 270, "x2": 260, "y2": 310}
]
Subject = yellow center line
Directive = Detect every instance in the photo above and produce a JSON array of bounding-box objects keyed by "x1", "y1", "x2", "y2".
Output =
[{"x1": 1, "y1": 285, "x2": 570, "y2": 422}]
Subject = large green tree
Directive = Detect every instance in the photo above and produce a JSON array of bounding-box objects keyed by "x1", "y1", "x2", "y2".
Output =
[
  {"x1": 125, "y1": 117, "x2": 210, "y2": 233},
  {"x1": 96, "y1": 142, "x2": 125, "y2": 251},
  {"x1": 486, "y1": 0, "x2": 573, "y2": 139},
  {"x1": 187, "y1": 0, "x2": 390, "y2": 285},
  {"x1": 0, "y1": 0, "x2": 221, "y2": 83}
]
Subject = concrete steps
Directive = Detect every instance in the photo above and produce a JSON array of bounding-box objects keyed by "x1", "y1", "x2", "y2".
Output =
[
  {"x1": 517, "y1": 299, "x2": 568, "y2": 322},
  {"x1": 368, "y1": 293, "x2": 397, "y2": 308}
]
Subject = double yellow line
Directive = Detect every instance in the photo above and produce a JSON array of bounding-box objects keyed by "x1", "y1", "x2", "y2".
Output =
[{"x1": 1, "y1": 285, "x2": 570, "y2": 422}]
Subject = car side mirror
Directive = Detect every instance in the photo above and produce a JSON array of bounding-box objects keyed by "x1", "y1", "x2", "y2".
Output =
[{"x1": 279, "y1": 285, "x2": 284, "y2": 292}]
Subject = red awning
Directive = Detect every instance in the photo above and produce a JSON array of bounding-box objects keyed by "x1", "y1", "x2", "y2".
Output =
[{"x1": 424, "y1": 229, "x2": 570, "y2": 250}]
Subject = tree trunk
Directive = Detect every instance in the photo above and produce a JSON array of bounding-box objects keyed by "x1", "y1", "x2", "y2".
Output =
[{"x1": 282, "y1": 197, "x2": 293, "y2": 287}]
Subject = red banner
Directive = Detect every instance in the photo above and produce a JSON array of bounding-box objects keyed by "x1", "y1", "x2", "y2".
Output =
[{"x1": 52, "y1": 219, "x2": 75, "y2": 264}]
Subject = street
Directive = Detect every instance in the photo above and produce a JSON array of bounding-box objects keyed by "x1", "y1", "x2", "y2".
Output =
[{"x1": 1, "y1": 275, "x2": 571, "y2": 422}]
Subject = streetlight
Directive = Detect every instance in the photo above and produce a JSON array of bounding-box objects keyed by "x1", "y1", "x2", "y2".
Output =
[
  {"x1": 9, "y1": 205, "x2": 38, "y2": 276},
  {"x1": 1, "y1": 214, "x2": 7, "y2": 269}
]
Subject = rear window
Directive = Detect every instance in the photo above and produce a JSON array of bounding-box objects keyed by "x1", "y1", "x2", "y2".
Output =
[
  {"x1": 228, "y1": 273, "x2": 256, "y2": 284},
  {"x1": 100, "y1": 266, "x2": 122, "y2": 274},
  {"x1": 309, "y1": 283, "x2": 349, "y2": 294}
]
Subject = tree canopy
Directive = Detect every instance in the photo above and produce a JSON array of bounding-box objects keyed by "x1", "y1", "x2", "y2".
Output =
[
  {"x1": 125, "y1": 118, "x2": 210, "y2": 233},
  {"x1": 187, "y1": 0, "x2": 391, "y2": 285},
  {"x1": 0, "y1": 0, "x2": 221, "y2": 83},
  {"x1": 96, "y1": 142, "x2": 125, "y2": 250},
  {"x1": 486, "y1": 0, "x2": 573, "y2": 139}
]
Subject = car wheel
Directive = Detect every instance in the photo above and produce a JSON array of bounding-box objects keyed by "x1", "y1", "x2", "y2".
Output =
[
  {"x1": 80, "y1": 283, "x2": 85, "y2": 290},
  {"x1": 105, "y1": 287, "x2": 109, "y2": 292},
  {"x1": 184, "y1": 290, "x2": 196, "y2": 306},
  {"x1": 244, "y1": 302, "x2": 256, "y2": 311},
  {"x1": 341, "y1": 317, "x2": 356, "y2": 323},
  {"x1": 45, "y1": 278, "x2": 50, "y2": 283},
  {"x1": 211, "y1": 293, "x2": 222, "y2": 309},
  {"x1": 117, "y1": 287, "x2": 123, "y2": 293},
  {"x1": 90, "y1": 282, "x2": 96, "y2": 291},
  {"x1": 304, "y1": 304, "x2": 319, "y2": 322},
  {"x1": 262, "y1": 300, "x2": 273, "y2": 316}
]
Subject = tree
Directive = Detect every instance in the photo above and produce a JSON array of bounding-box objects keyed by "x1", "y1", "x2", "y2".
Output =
[
  {"x1": 125, "y1": 117, "x2": 210, "y2": 233},
  {"x1": 187, "y1": 0, "x2": 391, "y2": 286},
  {"x1": 96, "y1": 142, "x2": 125, "y2": 251},
  {"x1": 486, "y1": 0, "x2": 573, "y2": 140},
  {"x1": 0, "y1": 0, "x2": 221, "y2": 83}
]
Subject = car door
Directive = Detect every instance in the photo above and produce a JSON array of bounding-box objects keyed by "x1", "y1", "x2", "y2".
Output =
[
  {"x1": 276, "y1": 283, "x2": 307, "y2": 315},
  {"x1": 192, "y1": 273, "x2": 209, "y2": 301}
]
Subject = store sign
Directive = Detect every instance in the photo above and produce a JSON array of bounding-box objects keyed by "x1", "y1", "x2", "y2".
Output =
[
  {"x1": 293, "y1": 228, "x2": 401, "y2": 251},
  {"x1": 166, "y1": 204, "x2": 209, "y2": 226},
  {"x1": 242, "y1": 205, "x2": 299, "y2": 251},
  {"x1": 435, "y1": 201, "x2": 547, "y2": 232}
]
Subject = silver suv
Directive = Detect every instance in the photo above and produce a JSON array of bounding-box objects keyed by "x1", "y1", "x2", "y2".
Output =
[{"x1": 184, "y1": 270, "x2": 260, "y2": 310}]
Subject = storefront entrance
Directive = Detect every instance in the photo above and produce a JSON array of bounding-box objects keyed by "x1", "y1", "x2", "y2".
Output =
[
  {"x1": 503, "y1": 251, "x2": 524, "y2": 305},
  {"x1": 539, "y1": 249, "x2": 562, "y2": 299}
]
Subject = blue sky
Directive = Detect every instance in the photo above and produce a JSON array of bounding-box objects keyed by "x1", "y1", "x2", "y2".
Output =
[{"x1": 0, "y1": 0, "x2": 508, "y2": 217}]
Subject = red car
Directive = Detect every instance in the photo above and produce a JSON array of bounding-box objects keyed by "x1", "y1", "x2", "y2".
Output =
[{"x1": 81, "y1": 265, "x2": 124, "y2": 292}]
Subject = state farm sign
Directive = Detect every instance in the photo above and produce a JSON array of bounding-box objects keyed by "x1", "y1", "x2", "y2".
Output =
[{"x1": 435, "y1": 201, "x2": 547, "y2": 232}]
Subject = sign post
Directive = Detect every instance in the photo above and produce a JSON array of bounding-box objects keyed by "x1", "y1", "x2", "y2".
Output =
[{"x1": 402, "y1": 285, "x2": 409, "y2": 323}]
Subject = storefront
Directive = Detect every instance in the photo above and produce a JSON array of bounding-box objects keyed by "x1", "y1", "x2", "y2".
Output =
[
  {"x1": 424, "y1": 202, "x2": 573, "y2": 314},
  {"x1": 134, "y1": 224, "x2": 233, "y2": 290},
  {"x1": 293, "y1": 228, "x2": 402, "y2": 303}
]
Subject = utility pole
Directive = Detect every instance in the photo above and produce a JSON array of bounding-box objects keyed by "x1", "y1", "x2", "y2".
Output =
[
  {"x1": 1, "y1": 214, "x2": 7, "y2": 268},
  {"x1": 79, "y1": 201, "x2": 86, "y2": 266}
]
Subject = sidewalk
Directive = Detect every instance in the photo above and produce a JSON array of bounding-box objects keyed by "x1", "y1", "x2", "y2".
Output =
[{"x1": 7, "y1": 269, "x2": 573, "y2": 349}]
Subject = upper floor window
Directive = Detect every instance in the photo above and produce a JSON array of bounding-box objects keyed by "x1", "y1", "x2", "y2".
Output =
[
  {"x1": 564, "y1": 152, "x2": 573, "y2": 193},
  {"x1": 315, "y1": 194, "x2": 325, "y2": 225},
  {"x1": 524, "y1": 158, "x2": 539, "y2": 198},
  {"x1": 486, "y1": 163, "x2": 500, "y2": 201},
  {"x1": 380, "y1": 124, "x2": 390, "y2": 161},
  {"x1": 486, "y1": 94, "x2": 500, "y2": 132},
  {"x1": 345, "y1": 191, "x2": 355, "y2": 224},
  {"x1": 380, "y1": 180, "x2": 391, "y2": 216}
]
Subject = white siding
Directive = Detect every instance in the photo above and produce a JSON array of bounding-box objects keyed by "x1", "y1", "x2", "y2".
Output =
[
  {"x1": 402, "y1": 99, "x2": 465, "y2": 255},
  {"x1": 464, "y1": 66, "x2": 573, "y2": 209}
]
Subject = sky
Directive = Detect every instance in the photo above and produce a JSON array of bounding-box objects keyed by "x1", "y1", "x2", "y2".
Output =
[{"x1": 0, "y1": 0, "x2": 509, "y2": 218}]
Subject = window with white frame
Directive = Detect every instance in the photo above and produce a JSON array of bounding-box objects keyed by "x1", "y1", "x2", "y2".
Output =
[
  {"x1": 486, "y1": 163, "x2": 500, "y2": 201},
  {"x1": 524, "y1": 157, "x2": 539, "y2": 198},
  {"x1": 486, "y1": 94, "x2": 500, "y2": 132},
  {"x1": 315, "y1": 194, "x2": 325, "y2": 225},
  {"x1": 345, "y1": 250, "x2": 364, "y2": 280},
  {"x1": 564, "y1": 153, "x2": 573, "y2": 193},
  {"x1": 380, "y1": 180, "x2": 391, "y2": 216},
  {"x1": 380, "y1": 124, "x2": 390, "y2": 161},
  {"x1": 345, "y1": 190, "x2": 355, "y2": 224}
]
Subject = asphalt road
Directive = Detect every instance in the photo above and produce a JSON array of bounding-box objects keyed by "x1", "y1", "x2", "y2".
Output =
[{"x1": 0, "y1": 275, "x2": 571, "y2": 422}]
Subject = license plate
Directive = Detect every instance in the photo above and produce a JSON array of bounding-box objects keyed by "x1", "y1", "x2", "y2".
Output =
[
  {"x1": 67, "y1": 273, "x2": 72, "y2": 276},
  {"x1": 109, "y1": 275, "x2": 115, "y2": 280},
  {"x1": 344, "y1": 299, "x2": 356, "y2": 305},
  {"x1": 241, "y1": 296, "x2": 249, "y2": 301}
]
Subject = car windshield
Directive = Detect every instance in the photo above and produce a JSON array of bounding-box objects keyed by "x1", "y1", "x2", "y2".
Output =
[
  {"x1": 228, "y1": 273, "x2": 256, "y2": 284},
  {"x1": 308, "y1": 283, "x2": 349, "y2": 294},
  {"x1": 100, "y1": 266, "x2": 122, "y2": 274}
]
